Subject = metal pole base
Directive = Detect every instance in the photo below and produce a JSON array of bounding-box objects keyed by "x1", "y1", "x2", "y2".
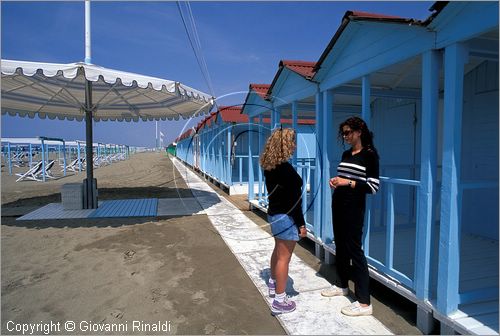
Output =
[{"x1": 83, "y1": 178, "x2": 98, "y2": 209}]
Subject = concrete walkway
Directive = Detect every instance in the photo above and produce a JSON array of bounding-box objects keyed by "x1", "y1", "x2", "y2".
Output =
[{"x1": 172, "y1": 157, "x2": 393, "y2": 335}]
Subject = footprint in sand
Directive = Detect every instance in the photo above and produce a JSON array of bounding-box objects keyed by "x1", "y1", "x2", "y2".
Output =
[
  {"x1": 3, "y1": 279, "x2": 24, "y2": 292},
  {"x1": 124, "y1": 250, "x2": 136, "y2": 260},
  {"x1": 204, "y1": 323, "x2": 226, "y2": 334},
  {"x1": 30, "y1": 272, "x2": 48, "y2": 282},
  {"x1": 191, "y1": 290, "x2": 209, "y2": 304},
  {"x1": 150, "y1": 288, "x2": 168, "y2": 303},
  {"x1": 98, "y1": 309, "x2": 124, "y2": 324},
  {"x1": 110, "y1": 309, "x2": 124, "y2": 320},
  {"x1": 10, "y1": 307, "x2": 22, "y2": 313}
]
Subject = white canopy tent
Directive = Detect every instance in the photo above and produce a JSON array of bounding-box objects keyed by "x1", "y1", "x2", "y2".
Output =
[
  {"x1": 1, "y1": 60, "x2": 213, "y2": 121},
  {"x1": 1, "y1": 60, "x2": 214, "y2": 208}
]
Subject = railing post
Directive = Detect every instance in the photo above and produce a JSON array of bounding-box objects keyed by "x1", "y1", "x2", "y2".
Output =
[
  {"x1": 217, "y1": 127, "x2": 222, "y2": 182},
  {"x1": 258, "y1": 114, "x2": 264, "y2": 203},
  {"x1": 301, "y1": 166, "x2": 307, "y2": 216},
  {"x1": 385, "y1": 183, "x2": 395, "y2": 269},
  {"x1": 62, "y1": 141, "x2": 67, "y2": 176},
  {"x1": 227, "y1": 126, "x2": 232, "y2": 186},
  {"x1": 29, "y1": 143, "x2": 33, "y2": 168},
  {"x1": 248, "y1": 122, "x2": 255, "y2": 201},
  {"x1": 292, "y1": 101, "x2": 298, "y2": 166},
  {"x1": 362, "y1": 75, "x2": 372, "y2": 251},
  {"x1": 239, "y1": 157, "x2": 243, "y2": 185},
  {"x1": 313, "y1": 90, "x2": 323, "y2": 242},
  {"x1": 41, "y1": 140, "x2": 46, "y2": 182},
  {"x1": 416, "y1": 49, "x2": 440, "y2": 303},
  {"x1": 321, "y1": 89, "x2": 335, "y2": 243},
  {"x1": 7, "y1": 143, "x2": 12, "y2": 175},
  {"x1": 363, "y1": 197, "x2": 371, "y2": 254},
  {"x1": 438, "y1": 42, "x2": 468, "y2": 315}
]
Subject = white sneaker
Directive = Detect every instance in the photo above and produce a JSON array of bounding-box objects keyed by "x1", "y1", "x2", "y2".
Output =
[
  {"x1": 321, "y1": 285, "x2": 349, "y2": 297},
  {"x1": 341, "y1": 301, "x2": 373, "y2": 316}
]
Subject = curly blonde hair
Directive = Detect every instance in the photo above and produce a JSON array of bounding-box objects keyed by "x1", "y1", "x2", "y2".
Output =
[{"x1": 260, "y1": 128, "x2": 296, "y2": 171}]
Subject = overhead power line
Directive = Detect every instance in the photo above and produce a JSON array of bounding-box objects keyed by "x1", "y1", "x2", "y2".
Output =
[{"x1": 176, "y1": 1, "x2": 217, "y2": 108}]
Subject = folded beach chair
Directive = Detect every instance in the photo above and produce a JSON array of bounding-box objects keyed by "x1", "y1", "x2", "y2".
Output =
[
  {"x1": 93, "y1": 155, "x2": 106, "y2": 167},
  {"x1": 92, "y1": 155, "x2": 100, "y2": 168},
  {"x1": 61, "y1": 157, "x2": 77, "y2": 171},
  {"x1": 15, "y1": 161, "x2": 43, "y2": 182},
  {"x1": 42, "y1": 160, "x2": 56, "y2": 179},
  {"x1": 110, "y1": 154, "x2": 118, "y2": 162},
  {"x1": 13, "y1": 152, "x2": 27, "y2": 167},
  {"x1": 16, "y1": 160, "x2": 56, "y2": 182},
  {"x1": 113, "y1": 153, "x2": 126, "y2": 161},
  {"x1": 100, "y1": 154, "x2": 112, "y2": 165},
  {"x1": 62, "y1": 157, "x2": 84, "y2": 172}
]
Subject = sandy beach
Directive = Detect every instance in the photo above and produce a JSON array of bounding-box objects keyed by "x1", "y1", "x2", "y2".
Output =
[
  {"x1": 1, "y1": 152, "x2": 284, "y2": 334},
  {"x1": 1, "y1": 152, "x2": 423, "y2": 335}
]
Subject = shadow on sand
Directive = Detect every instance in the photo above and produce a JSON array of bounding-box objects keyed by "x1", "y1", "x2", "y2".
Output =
[
  {"x1": 260, "y1": 267, "x2": 299, "y2": 297},
  {"x1": 1, "y1": 187, "x2": 220, "y2": 229}
]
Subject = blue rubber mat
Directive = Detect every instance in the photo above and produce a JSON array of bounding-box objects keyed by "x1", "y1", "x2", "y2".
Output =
[{"x1": 89, "y1": 198, "x2": 158, "y2": 218}]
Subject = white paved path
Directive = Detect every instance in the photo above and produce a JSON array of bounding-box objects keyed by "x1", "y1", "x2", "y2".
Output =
[{"x1": 173, "y1": 157, "x2": 392, "y2": 335}]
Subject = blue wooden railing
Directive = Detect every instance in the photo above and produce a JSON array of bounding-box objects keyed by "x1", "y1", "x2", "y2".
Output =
[
  {"x1": 175, "y1": 140, "x2": 499, "y2": 315},
  {"x1": 366, "y1": 176, "x2": 421, "y2": 289}
]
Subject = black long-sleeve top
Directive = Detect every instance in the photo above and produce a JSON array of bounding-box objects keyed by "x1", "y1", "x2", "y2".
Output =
[
  {"x1": 335, "y1": 148, "x2": 380, "y2": 196},
  {"x1": 264, "y1": 162, "x2": 306, "y2": 228}
]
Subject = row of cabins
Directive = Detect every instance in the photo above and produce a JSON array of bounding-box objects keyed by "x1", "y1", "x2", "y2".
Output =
[
  {"x1": 175, "y1": 105, "x2": 316, "y2": 194},
  {"x1": 174, "y1": 2, "x2": 499, "y2": 334}
]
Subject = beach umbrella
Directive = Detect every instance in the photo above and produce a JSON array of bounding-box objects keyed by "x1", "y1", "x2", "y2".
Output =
[
  {"x1": 1, "y1": 2, "x2": 214, "y2": 209},
  {"x1": 1, "y1": 60, "x2": 213, "y2": 208},
  {"x1": 1, "y1": 60, "x2": 213, "y2": 122}
]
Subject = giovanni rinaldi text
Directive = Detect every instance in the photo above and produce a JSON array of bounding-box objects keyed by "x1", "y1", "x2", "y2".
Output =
[{"x1": 6, "y1": 320, "x2": 172, "y2": 334}]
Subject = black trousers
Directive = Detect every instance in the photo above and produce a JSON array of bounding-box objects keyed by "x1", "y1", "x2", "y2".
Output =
[{"x1": 332, "y1": 191, "x2": 370, "y2": 305}]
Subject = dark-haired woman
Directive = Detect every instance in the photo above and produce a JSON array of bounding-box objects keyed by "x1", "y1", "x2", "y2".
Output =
[{"x1": 321, "y1": 116, "x2": 380, "y2": 317}]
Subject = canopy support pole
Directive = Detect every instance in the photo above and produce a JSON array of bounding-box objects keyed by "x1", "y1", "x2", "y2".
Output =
[
  {"x1": 83, "y1": 1, "x2": 96, "y2": 209},
  {"x1": 85, "y1": 1, "x2": 91, "y2": 64},
  {"x1": 84, "y1": 79, "x2": 97, "y2": 209}
]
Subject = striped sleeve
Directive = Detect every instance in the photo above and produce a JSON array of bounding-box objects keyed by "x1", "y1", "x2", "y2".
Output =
[
  {"x1": 364, "y1": 150, "x2": 379, "y2": 194},
  {"x1": 336, "y1": 149, "x2": 380, "y2": 195}
]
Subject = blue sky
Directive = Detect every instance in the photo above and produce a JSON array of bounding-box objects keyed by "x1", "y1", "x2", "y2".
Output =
[{"x1": 2, "y1": 1, "x2": 433, "y2": 147}]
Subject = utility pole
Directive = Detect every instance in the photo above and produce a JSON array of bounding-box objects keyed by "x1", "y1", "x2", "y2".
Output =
[{"x1": 155, "y1": 121, "x2": 158, "y2": 150}]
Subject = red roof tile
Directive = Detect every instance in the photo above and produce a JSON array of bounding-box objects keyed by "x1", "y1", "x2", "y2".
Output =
[
  {"x1": 218, "y1": 106, "x2": 248, "y2": 123},
  {"x1": 196, "y1": 112, "x2": 216, "y2": 130},
  {"x1": 280, "y1": 60, "x2": 317, "y2": 79},
  {"x1": 346, "y1": 10, "x2": 405, "y2": 20},
  {"x1": 259, "y1": 117, "x2": 316, "y2": 125},
  {"x1": 207, "y1": 112, "x2": 218, "y2": 126},
  {"x1": 314, "y1": 10, "x2": 420, "y2": 75},
  {"x1": 249, "y1": 84, "x2": 271, "y2": 100},
  {"x1": 176, "y1": 128, "x2": 195, "y2": 142}
]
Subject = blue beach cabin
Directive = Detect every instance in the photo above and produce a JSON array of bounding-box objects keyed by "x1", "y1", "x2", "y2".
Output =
[{"x1": 309, "y1": 3, "x2": 498, "y2": 334}]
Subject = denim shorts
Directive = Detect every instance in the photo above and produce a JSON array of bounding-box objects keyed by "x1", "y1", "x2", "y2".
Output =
[{"x1": 268, "y1": 214, "x2": 299, "y2": 241}]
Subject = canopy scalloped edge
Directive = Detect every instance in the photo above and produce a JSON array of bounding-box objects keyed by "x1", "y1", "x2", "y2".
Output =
[
  {"x1": 1, "y1": 60, "x2": 213, "y2": 102},
  {"x1": 1, "y1": 59, "x2": 214, "y2": 121},
  {"x1": 2, "y1": 108, "x2": 208, "y2": 122}
]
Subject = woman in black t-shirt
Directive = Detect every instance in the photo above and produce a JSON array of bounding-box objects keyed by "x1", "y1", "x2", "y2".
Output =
[
  {"x1": 321, "y1": 117, "x2": 380, "y2": 317},
  {"x1": 260, "y1": 127, "x2": 307, "y2": 315}
]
